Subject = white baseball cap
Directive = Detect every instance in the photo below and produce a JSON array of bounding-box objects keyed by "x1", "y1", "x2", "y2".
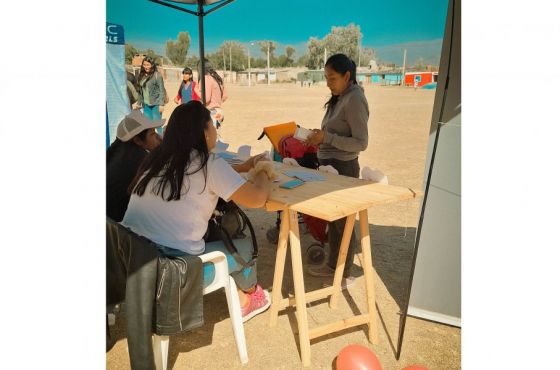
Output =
[{"x1": 116, "y1": 110, "x2": 165, "y2": 142}]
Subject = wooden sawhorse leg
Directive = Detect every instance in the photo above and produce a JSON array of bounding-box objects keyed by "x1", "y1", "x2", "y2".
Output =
[
  {"x1": 358, "y1": 209, "x2": 378, "y2": 343},
  {"x1": 328, "y1": 210, "x2": 378, "y2": 344},
  {"x1": 287, "y1": 209, "x2": 312, "y2": 366},
  {"x1": 268, "y1": 209, "x2": 312, "y2": 366},
  {"x1": 269, "y1": 210, "x2": 290, "y2": 327},
  {"x1": 329, "y1": 214, "x2": 357, "y2": 309}
]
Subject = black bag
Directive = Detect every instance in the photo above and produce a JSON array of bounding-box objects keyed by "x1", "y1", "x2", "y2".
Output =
[{"x1": 204, "y1": 199, "x2": 258, "y2": 268}]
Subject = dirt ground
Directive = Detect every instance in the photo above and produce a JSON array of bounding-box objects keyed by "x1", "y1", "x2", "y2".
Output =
[{"x1": 107, "y1": 82, "x2": 460, "y2": 369}]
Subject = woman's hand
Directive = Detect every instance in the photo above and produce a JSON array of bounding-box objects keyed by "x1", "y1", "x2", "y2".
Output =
[
  {"x1": 232, "y1": 153, "x2": 268, "y2": 173},
  {"x1": 159, "y1": 105, "x2": 165, "y2": 113},
  {"x1": 249, "y1": 153, "x2": 268, "y2": 168},
  {"x1": 174, "y1": 97, "x2": 180, "y2": 104},
  {"x1": 253, "y1": 170, "x2": 272, "y2": 190},
  {"x1": 306, "y1": 129, "x2": 325, "y2": 146}
]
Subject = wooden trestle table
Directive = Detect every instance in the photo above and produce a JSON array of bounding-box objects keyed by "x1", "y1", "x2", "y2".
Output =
[{"x1": 263, "y1": 162, "x2": 420, "y2": 366}]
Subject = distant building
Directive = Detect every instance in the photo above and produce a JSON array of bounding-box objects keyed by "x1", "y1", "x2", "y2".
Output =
[
  {"x1": 374, "y1": 72, "x2": 403, "y2": 85},
  {"x1": 237, "y1": 68, "x2": 277, "y2": 84},
  {"x1": 378, "y1": 63, "x2": 397, "y2": 72},
  {"x1": 404, "y1": 71, "x2": 438, "y2": 87},
  {"x1": 356, "y1": 69, "x2": 403, "y2": 86},
  {"x1": 275, "y1": 68, "x2": 304, "y2": 82},
  {"x1": 367, "y1": 60, "x2": 379, "y2": 72},
  {"x1": 296, "y1": 70, "x2": 325, "y2": 83}
]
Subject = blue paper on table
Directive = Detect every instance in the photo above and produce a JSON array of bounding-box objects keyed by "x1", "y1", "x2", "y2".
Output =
[
  {"x1": 215, "y1": 141, "x2": 229, "y2": 151},
  {"x1": 284, "y1": 170, "x2": 326, "y2": 182},
  {"x1": 216, "y1": 152, "x2": 236, "y2": 159}
]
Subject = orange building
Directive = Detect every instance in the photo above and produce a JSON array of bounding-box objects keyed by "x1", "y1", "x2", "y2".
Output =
[{"x1": 404, "y1": 71, "x2": 439, "y2": 87}]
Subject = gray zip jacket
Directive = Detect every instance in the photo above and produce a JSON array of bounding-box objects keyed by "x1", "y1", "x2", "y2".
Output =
[
  {"x1": 139, "y1": 71, "x2": 165, "y2": 107},
  {"x1": 319, "y1": 83, "x2": 369, "y2": 161}
]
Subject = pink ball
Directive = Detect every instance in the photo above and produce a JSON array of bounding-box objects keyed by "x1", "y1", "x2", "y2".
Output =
[
  {"x1": 401, "y1": 366, "x2": 429, "y2": 370},
  {"x1": 336, "y1": 344, "x2": 382, "y2": 370}
]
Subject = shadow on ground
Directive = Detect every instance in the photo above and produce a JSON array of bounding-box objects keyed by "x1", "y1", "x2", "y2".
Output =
[{"x1": 368, "y1": 224, "x2": 417, "y2": 311}]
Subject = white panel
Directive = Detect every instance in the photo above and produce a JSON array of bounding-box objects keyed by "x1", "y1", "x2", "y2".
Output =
[
  {"x1": 431, "y1": 116, "x2": 461, "y2": 195},
  {"x1": 407, "y1": 307, "x2": 461, "y2": 327},
  {"x1": 408, "y1": 0, "x2": 461, "y2": 328},
  {"x1": 409, "y1": 182, "x2": 461, "y2": 325}
]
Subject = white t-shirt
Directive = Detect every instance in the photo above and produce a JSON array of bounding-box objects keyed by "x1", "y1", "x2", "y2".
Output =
[{"x1": 121, "y1": 152, "x2": 246, "y2": 255}]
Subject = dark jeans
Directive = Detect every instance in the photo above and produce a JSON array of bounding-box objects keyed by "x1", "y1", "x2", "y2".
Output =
[{"x1": 319, "y1": 157, "x2": 360, "y2": 277}]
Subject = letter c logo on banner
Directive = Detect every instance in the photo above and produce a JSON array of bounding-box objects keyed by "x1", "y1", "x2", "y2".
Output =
[{"x1": 107, "y1": 25, "x2": 118, "y2": 35}]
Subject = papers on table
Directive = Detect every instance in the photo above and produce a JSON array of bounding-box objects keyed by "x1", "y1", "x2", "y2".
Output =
[
  {"x1": 294, "y1": 127, "x2": 312, "y2": 141},
  {"x1": 216, "y1": 151, "x2": 244, "y2": 165},
  {"x1": 215, "y1": 141, "x2": 229, "y2": 151},
  {"x1": 284, "y1": 170, "x2": 326, "y2": 182}
]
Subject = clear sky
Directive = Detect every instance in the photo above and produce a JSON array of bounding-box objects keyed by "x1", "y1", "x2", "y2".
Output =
[{"x1": 107, "y1": 0, "x2": 449, "y2": 64}]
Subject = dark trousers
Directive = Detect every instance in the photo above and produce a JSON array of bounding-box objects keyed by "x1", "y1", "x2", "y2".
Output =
[{"x1": 318, "y1": 157, "x2": 360, "y2": 277}]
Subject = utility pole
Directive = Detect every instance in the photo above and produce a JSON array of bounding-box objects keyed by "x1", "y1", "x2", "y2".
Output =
[
  {"x1": 229, "y1": 45, "x2": 232, "y2": 83},
  {"x1": 266, "y1": 41, "x2": 270, "y2": 86},
  {"x1": 324, "y1": 47, "x2": 327, "y2": 67},
  {"x1": 402, "y1": 48, "x2": 407, "y2": 87},
  {"x1": 222, "y1": 48, "x2": 226, "y2": 79},
  {"x1": 248, "y1": 45, "x2": 251, "y2": 87},
  {"x1": 358, "y1": 45, "x2": 361, "y2": 68}
]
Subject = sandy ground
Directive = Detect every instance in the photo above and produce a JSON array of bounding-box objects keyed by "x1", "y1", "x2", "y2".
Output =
[{"x1": 107, "y1": 82, "x2": 460, "y2": 369}]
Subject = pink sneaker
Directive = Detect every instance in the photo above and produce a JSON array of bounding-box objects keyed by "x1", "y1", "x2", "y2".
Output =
[
  {"x1": 249, "y1": 284, "x2": 266, "y2": 301},
  {"x1": 241, "y1": 285, "x2": 271, "y2": 323}
]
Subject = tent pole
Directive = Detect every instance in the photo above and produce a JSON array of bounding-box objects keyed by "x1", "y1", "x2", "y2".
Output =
[
  {"x1": 396, "y1": 0, "x2": 456, "y2": 360},
  {"x1": 396, "y1": 119, "x2": 444, "y2": 360},
  {"x1": 146, "y1": 0, "x2": 236, "y2": 105},
  {"x1": 197, "y1": 0, "x2": 206, "y2": 105}
]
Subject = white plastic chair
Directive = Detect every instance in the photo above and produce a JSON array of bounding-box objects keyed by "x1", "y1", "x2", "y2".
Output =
[{"x1": 152, "y1": 251, "x2": 248, "y2": 369}]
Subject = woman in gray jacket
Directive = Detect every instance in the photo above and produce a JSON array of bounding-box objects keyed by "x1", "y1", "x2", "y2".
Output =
[
  {"x1": 138, "y1": 56, "x2": 166, "y2": 134},
  {"x1": 305, "y1": 53, "x2": 369, "y2": 287}
]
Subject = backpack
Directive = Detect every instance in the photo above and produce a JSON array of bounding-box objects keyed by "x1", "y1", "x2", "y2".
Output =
[{"x1": 204, "y1": 199, "x2": 258, "y2": 268}]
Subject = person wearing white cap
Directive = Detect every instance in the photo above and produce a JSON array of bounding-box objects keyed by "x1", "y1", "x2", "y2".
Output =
[{"x1": 106, "y1": 110, "x2": 165, "y2": 222}]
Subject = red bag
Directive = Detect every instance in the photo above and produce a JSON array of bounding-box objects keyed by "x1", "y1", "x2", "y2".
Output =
[
  {"x1": 302, "y1": 215, "x2": 328, "y2": 244},
  {"x1": 279, "y1": 135, "x2": 317, "y2": 159}
]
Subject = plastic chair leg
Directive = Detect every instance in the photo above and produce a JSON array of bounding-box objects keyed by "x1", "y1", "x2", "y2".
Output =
[
  {"x1": 153, "y1": 335, "x2": 169, "y2": 370},
  {"x1": 150, "y1": 251, "x2": 248, "y2": 366},
  {"x1": 224, "y1": 275, "x2": 249, "y2": 363}
]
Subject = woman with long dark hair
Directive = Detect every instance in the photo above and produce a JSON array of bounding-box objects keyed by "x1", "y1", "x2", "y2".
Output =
[
  {"x1": 195, "y1": 59, "x2": 228, "y2": 128},
  {"x1": 122, "y1": 100, "x2": 273, "y2": 321},
  {"x1": 174, "y1": 67, "x2": 200, "y2": 104},
  {"x1": 137, "y1": 56, "x2": 166, "y2": 134},
  {"x1": 305, "y1": 53, "x2": 370, "y2": 287}
]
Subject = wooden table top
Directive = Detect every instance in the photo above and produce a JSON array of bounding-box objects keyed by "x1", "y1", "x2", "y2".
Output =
[{"x1": 265, "y1": 162, "x2": 421, "y2": 221}]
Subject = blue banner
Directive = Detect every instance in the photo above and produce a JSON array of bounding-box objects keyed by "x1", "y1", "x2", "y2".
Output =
[
  {"x1": 106, "y1": 22, "x2": 130, "y2": 146},
  {"x1": 106, "y1": 23, "x2": 125, "y2": 45}
]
